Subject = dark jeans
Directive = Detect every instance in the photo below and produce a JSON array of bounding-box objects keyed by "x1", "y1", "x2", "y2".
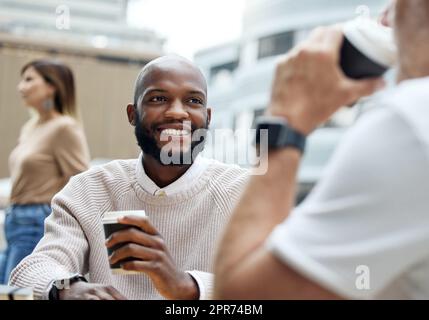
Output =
[{"x1": 0, "y1": 204, "x2": 51, "y2": 284}]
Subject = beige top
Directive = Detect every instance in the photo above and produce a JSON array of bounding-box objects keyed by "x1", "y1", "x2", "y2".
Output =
[
  {"x1": 9, "y1": 158, "x2": 249, "y2": 299},
  {"x1": 9, "y1": 115, "x2": 90, "y2": 205}
]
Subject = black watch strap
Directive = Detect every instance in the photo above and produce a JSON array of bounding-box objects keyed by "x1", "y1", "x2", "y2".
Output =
[
  {"x1": 255, "y1": 116, "x2": 306, "y2": 153},
  {"x1": 49, "y1": 274, "x2": 87, "y2": 300}
]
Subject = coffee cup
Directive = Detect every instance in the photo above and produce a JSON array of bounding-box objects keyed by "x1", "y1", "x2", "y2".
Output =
[
  {"x1": 340, "y1": 18, "x2": 397, "y2": 79},
  {"x1": 102, "y1": 210, "x2": 146, "y2": 275}
]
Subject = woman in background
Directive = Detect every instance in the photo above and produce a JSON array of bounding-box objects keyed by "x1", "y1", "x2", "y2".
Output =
[{"x1": 0, "y1": 59, "x2": 90, "y2": 283}]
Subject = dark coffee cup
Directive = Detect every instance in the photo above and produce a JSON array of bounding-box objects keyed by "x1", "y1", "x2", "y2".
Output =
[
  {"x1": 102, "y1": 210, "x2": 146, "y2": 274},
  {"x1": 340, "y1": 19, "x2": 396, "y2": 79}
]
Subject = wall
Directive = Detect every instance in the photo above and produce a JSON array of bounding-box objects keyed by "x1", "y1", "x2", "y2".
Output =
[{"x1": 0, "y1": 43, "x2": 151, "y2": 178}]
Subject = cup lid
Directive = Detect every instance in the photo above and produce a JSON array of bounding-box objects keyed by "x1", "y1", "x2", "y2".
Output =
[
  {"x1": 343, "y1": 18, "x2": 397, "y2": 67},
  {"x1": 102, "y1": 210, "x2": 146, "y2": 224}
]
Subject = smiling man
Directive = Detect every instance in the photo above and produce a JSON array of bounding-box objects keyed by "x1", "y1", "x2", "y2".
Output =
[{"x1": 9, "y1": 55, "x2": 249, "y2": 300}]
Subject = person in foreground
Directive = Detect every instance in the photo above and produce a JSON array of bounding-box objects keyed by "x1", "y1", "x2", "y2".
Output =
[
  {"x1": 214, "y1": 0, "x2": 429, "y2": 299},
  {"x1": 9, "y1": 55, "x2": 248, "y2": 300}
]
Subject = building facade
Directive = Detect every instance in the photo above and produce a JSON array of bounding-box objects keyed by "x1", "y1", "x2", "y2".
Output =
[
  {"x1": 0, "y1": 0, "x2": 165, "y2": 178},
  {"x1": 0, "y1": 0, "x2": 164, "y2": 56},
  {"x1": 195, "y1": 0, "x2": 387, "y2": 132}
]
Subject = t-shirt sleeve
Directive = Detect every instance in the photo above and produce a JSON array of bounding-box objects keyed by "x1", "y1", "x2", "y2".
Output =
[
  {"x1": 54, "y1": 121, "x2": 90, "y2": 180},
  {"x1": 265, "y1": 107, "x2": 429, "y2": 299}
]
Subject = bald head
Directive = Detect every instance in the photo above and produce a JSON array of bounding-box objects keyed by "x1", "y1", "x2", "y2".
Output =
[
  {"x1": 127, "y1": 54, "x2": 211, "y2": 167},
  {"x1": 133, "y1": 55, "x2": 207, "y2": 107}
]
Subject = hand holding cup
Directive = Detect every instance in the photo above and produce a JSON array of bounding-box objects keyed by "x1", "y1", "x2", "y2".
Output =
[{"x1": 104, "y1": 212, "x2": 199, "y2": 300}]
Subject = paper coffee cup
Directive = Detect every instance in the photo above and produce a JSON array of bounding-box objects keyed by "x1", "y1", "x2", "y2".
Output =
[
  {"x1": 102, "y1": 210, "x2": 146, "y2": 275},
  {"x1": 340, "y1": 18, "x2": 397, "y2": 79}
]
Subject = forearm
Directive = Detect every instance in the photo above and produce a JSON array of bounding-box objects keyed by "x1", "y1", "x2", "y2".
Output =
[
  {"x1": 215, "y1": 148, "x2": 301, "y2": 294},
  {"x1": 214, "y1": 25, "x2": 383, "y2": 299}
]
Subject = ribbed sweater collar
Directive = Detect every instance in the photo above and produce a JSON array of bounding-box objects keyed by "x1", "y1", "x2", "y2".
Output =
[{"x1": 131, "y1": 156, "x2": 215, "y2": 206}]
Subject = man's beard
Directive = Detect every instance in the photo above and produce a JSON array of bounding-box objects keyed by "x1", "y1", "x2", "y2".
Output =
[{"x1": 134, "y1": 110, "x2": 208, "y2": 166}]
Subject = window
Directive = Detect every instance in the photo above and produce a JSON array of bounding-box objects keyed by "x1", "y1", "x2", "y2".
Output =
[
  {"x1": 209, "y1": 60, "x2": 239, "y2": 82},
  {"x1": 258, "y1": 31, "x2": 294, "y2": 59}
]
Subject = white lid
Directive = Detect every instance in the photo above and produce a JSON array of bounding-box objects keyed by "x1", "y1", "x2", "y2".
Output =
[
  {"x1": 343, "y1": 18, "x2": 397, "y2": 67},
  {"x1": 102, "y1": 210, "x2": 146, "y2": 224}
]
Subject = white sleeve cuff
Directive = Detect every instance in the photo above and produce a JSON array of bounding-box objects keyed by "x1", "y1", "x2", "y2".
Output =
[{"x1": 186, "y1": 270, "x2": 214, "y2": 300}]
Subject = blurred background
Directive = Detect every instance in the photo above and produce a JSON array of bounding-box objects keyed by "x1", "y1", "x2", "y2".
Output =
[{"x1": 0, "y1": 0, "x2": 389, "y2": 247}]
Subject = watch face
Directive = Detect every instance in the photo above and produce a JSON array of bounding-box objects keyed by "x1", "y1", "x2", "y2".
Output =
[{"x1": 255, "y1": 117, "x2": 306, "y2": 152}]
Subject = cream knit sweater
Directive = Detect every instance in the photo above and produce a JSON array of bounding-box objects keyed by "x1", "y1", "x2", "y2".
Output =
[{"x1": 9, "y1": 158, "x2": 249, "y2": 300}]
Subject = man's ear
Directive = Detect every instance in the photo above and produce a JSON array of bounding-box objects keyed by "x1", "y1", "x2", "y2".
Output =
[
  {"x1": 207, "y1": 107, "x2": 212, "y2": 126},
  {"x1": 126, "y1": 103, "x2": 136, "y2": 126}
]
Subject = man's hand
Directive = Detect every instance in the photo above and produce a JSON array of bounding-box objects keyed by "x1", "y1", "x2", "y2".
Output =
[
  {"x1": 59, "y1": 281, "x2": 127, "y2": 300},
  {"x1": 105, "y1": 215, "x2": 199, "y2": 300},
  {"x1": 268, "y1": 26, "x2": 385, "y2": 135},
  {"x1": 215, "y1": 25, "x2": 386, "y2": 299}
]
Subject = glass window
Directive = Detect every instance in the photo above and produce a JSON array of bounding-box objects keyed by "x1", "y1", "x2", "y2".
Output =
[
  {"x1": 210, "y1": 60, "x2": 239, "y2": 81},
  {"x1": 258, "y1": 31, "x2": 294, "y2": 59}
]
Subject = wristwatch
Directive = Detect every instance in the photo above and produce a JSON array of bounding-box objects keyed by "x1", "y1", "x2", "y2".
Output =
[
  {"x1": 49, "y1": 274, "x2": 87, "y2": 300},
  {"x1": 255, "y1": 116, "x2": 306, "y2": 153}
]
